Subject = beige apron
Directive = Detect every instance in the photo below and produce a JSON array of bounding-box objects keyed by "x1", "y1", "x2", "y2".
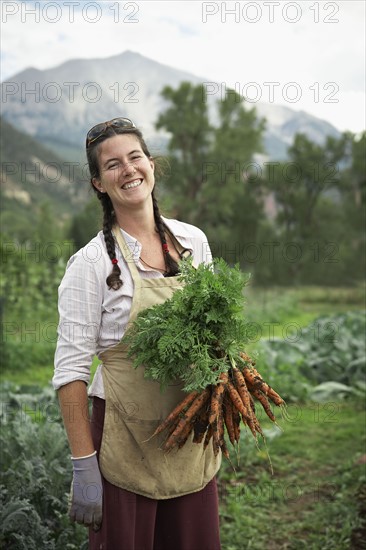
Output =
[{"x1": 98, "y1": 227, "x2": 221, "y2": 499}]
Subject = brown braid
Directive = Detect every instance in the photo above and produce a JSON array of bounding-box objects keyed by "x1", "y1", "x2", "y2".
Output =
[
  {"x1": 152, "y1": 190, "x2": 180, "y2": 277},
  {"x1": 99, "y1": 193, "x2": 122, "y2": 290}
]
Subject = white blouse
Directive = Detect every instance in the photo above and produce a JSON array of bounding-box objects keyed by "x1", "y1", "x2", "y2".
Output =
[{"x1": 52, "y1": 218, "x2": 212, "y2": 399}]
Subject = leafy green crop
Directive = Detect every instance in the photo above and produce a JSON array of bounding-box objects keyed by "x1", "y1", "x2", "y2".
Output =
[
  {"x1": 258, "y1": 310, "x2": 366, "y2": 402},
  {"x1": 0, "y1": 384, "x2": 88, "y2": 549},
  {"x1": 126, "y1": 258, "x2": 250, "y2": 392}
]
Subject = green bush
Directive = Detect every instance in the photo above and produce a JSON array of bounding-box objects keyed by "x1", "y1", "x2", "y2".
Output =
[
  {"x1": 1, "y1": 341, "x2": 56, "y2": 372},
  {"x1": 0, "y1": 384, "x2": 88, "y2": 549}
]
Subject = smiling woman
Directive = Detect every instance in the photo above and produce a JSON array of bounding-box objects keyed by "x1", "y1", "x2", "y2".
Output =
[
  {"x1": 92, "y1": 133, "x2": 156, "y2": 214},
  {"x1": 52, "y1": 118, "x2": 221, "y2": 549}
]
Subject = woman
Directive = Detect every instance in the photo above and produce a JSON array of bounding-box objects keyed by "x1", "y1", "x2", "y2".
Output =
[{"x1": 53, "y1": 118, "x2": 221, "y2": 549}]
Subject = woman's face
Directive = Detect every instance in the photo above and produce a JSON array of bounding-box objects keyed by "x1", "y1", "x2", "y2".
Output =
[{"x1": 92, "y1": 134, "x2": 155, "y2": 213}]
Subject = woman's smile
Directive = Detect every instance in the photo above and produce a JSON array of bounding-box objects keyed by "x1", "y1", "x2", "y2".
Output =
[{"x1": 122, "y1": 178, "x2": 143, "y2": 190}]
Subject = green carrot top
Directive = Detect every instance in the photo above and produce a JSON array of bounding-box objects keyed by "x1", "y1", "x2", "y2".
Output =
[{"x1": 126, "y1": 258, "x2": 251, "y2": 393}]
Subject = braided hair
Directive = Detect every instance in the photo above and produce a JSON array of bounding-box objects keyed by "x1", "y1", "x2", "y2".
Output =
[
  {"x1": 151, "y1": 191, "x2": 179, "y2": 276},
  {"x1": 86, "y1": 125, "x2": 179, "y2": 289}
]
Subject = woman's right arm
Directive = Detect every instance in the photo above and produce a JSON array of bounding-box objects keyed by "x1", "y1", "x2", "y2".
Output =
[
  {"x1": 53, "y1": 246, "x2": 103, "y2": 427},
  {"x1": 58, "y1": 380, "x2": 95, "y2": 457},
  {"x1": 53, "y1": 247, "x2": 105, "y2": 529}
]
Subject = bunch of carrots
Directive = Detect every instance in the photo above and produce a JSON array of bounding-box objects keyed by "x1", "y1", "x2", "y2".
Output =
[{"x1": 150, "y1": 352, "x2": 285, "y2": 460}]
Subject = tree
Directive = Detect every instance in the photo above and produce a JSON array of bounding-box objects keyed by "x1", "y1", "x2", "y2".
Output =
[
  {"x1": 67, "y1": 197, "x2": 102, "y2": 250},
  {"x1": 156, "y1": 82, "x2": 266, "y2": 266},
  {"x1": 260, "y1": 131, "x2": 364, "y2": 285},
  {"x1": 335, "y1": 131, "x2": 366, "y2": 282},
  {"x1": 203, "y1": 88, "x2": 266, "y2": 261},
  {"x1": 266, "y1": 133, "x2": 346, "y2": 241},
  {"x1": 156, "y1": 82, "x2": 212, "y2": 223}
]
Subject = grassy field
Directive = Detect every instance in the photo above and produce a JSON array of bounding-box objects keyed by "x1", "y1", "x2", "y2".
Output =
[
  {"x1": 244, "y1": 284, "x2": 365, "y2": 339},
  {"x1": 218, "y1": 400, "x2": 366, "y2": 549}
]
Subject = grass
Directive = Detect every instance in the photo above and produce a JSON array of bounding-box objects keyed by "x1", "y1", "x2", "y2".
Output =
[
  {"x1": 244, "y1": 284, "x2": 365, "y2": 339},
  {"x1": 218, "y1": 400, "x2": 366, "y2": 549}
]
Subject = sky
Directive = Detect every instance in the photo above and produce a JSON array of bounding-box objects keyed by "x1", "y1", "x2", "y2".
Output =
[{"x1": 1, "y1": 0, "x2": 365, "y2": 134}]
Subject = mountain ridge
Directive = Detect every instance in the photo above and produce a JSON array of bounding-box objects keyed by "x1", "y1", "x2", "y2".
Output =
[{"x1": 1, "y1": 50, "x2": 341, "y2": 159}]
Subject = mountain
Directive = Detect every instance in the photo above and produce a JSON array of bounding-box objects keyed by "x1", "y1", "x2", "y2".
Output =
[
  {"x1": 1, "y1": 51, "x2": 341, "y2": 160},
  {"x1": 0, "y1": 117, "x2": 88, "y2": 237},
  {"x1": 255, "y1": 102, "x2": 342, "y2": 159}
]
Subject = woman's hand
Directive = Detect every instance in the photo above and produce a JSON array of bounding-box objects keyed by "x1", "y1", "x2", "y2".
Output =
[{"x1": 69, "y1": 451, "x2": 103, "y2": 531}]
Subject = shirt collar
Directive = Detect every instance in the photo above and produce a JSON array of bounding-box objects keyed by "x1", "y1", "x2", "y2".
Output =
[{"x1": 161, "y1": 217, "x2": 194, "y2": 248}]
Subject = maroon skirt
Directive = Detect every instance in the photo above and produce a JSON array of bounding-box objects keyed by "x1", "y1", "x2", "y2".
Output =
[{"x1": 89, "y1": 397, "x2": 221, "y2": 550}]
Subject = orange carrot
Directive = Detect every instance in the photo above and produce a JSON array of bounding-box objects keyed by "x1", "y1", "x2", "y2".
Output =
[
  {"x1": 218, "y1": 408, "x2": 225, "y2": 446},
  {"x1": 230, "y1": 401, "x2": 241, "y2": 443},
  {"x1": 249, "y1": 387, "x2": 276, "y2": 422},
  {"x1": 193, "y1": 407, "x2": 210, "y2": 444},
  {"x1": 241, "y1": 366, "x2": 264, "y2": 391},
  {"x1": 223, "y1": 397, "x2": 236, "y2": 446},
  {"x1": 266, "y1": 387, "x2": 285, "y2": 407},
  {"x1": 151, "y1": 390, "x2": 199, "y2": 439},
  {"x1": 227, "y1": 381, "x2": 257, "y2": 438},
  {"x1": 248, "y1": 367, "x2": 270, "y2": 394},
  {"x1": 220, "y1": 439, "x2": 230, "y2": 461},
  {"x1": 208, "y1": 372, "x2": 228, "y2": 425},
  {"x1": 232, "y1": 366, "x2": 254, "y2": 422},
  {"x1": 226, "y1": 381, "x2": 247, "y2": 418},
  {"x1": 252, "y1": 413, "x2": 264, "y2": 436},
  {"x1": 242, "y1": 365, "x2": 285, "y2": 406},
  {"x1": 163, "y1": 415, "x2": 181, "y2": 445},
  {"x1": 163, "y1": 389, "x2": 210, "y2": 451},
  {"x1": 177, "y1": 421, "x2": 195, "y2": 449},
  {"x1": 232, "y1": 366, "x2": 259, "y2": 436},
  {"x1": 248, "y1": 394, "x2": 265, "y2": 435}
]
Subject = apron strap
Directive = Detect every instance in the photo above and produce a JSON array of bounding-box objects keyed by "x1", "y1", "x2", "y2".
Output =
[{"x1": 112, "y1": 225, "x2": 141, "y2": 281}]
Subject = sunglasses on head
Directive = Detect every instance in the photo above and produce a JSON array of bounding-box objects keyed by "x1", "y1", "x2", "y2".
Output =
[{"x1": 86, "y1": 117, "x2": 136, "y2": 147}]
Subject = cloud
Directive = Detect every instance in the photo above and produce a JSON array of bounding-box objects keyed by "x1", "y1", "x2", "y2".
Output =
[
  {"x1": 1, "y1": 0, "x2": 365, "y2": 132},
  {"x1": 159, "y1": 16, "x2": 199, "y2": 37}
]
